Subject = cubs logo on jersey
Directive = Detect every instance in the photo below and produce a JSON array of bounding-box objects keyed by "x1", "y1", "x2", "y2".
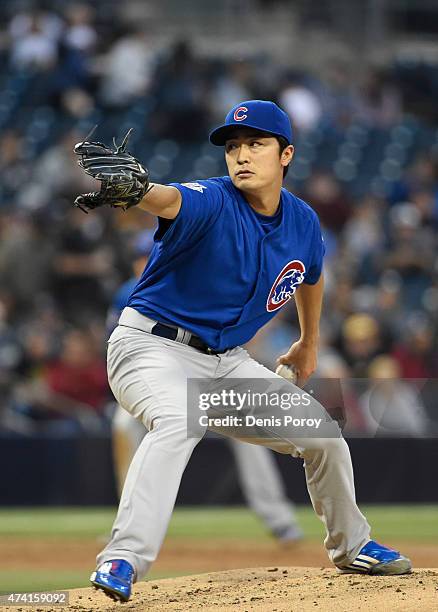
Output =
[{"x1": 266, "y1": 260, "x2": 306, "y2": 312}]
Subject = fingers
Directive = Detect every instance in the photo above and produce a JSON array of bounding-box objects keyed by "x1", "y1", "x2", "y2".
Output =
[
  {"x1": 276, "y1": 357, "x2": 316, "y2": 387},
  {"x1": 276, "y1": 353, "x2": 289, "y2": 365},
  {"x1": 276, "y1": 364, "x2": 308, "y2": 388}
]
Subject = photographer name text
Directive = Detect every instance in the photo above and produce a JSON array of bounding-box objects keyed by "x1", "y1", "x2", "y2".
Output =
[{"x1": 198, "y1": 415, "x2": 322, "y2": 428}]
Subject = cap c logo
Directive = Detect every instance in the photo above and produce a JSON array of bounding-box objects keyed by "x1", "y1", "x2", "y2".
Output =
[{"x1": 233, "y1": 106, "x2": 248, "y2": 122}]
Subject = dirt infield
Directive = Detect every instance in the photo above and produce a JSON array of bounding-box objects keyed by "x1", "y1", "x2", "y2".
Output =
[
  {"x1": 1, "y1": 537, "x2": 437, "y2": 574},
  {"x1": 2, "y1": 567, "x2": 437, "y2": 611},
  {"x1": 1, "y1": 535, "x2": 437, "y2": 611}
]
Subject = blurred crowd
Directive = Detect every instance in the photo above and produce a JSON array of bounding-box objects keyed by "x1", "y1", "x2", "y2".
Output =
[{"x1": 0, "y1": 2, "x2": 437, "y2": 437}]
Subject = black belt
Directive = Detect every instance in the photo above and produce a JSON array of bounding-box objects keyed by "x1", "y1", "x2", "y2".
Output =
[{"x1": 151, "y1": 322, "x2": 226, "y2": 355}]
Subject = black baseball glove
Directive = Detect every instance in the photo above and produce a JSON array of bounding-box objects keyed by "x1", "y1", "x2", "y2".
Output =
[{"x1": 73, "y1": 126, "x2": 151, "y2": 213}]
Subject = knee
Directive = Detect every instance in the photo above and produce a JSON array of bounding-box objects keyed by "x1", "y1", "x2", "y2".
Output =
[
  {"x1": 324, "y1": 437, "x2": 350, "y2": 458},
  {"x1": 302, "y1": 436, "x2": 350, "y2": 461},
  {"x1": 148, "y1": 414, "x2": 207, "y2": 448},
  {"x1": 113, "y1": 408, "x2": 142, "y2": 436}
]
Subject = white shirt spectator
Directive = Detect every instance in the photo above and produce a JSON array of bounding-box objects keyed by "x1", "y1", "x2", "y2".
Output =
[
  {"x1": 65, "y1": 24, "x2": 96, "y2": 52},
  {"x1": 64, "y1": 3, "x2": 97, "y2": 52},
  {"x1": 9, "y1": 10, "x2": 63, "y2": 42},
  {"x1": 99, "y1": 32, "x2": 156, "y2": 106},
  {"x1": 11, "y1": 31, "x2": 57, "y2": 70},
  {"x1": 9, "y1": 12, "x2": 61, "y2": 70},
  {"x1": 279, "y1": 84, "x2": 322, "y2": 132}
]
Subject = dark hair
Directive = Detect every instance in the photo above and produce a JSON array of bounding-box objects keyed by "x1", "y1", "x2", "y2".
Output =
[{"x1": 275, "y1": 136, "x2": 291, "y2": 178}]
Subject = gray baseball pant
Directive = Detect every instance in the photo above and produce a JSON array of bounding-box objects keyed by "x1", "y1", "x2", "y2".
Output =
[{"x1": 97, "y1": 310, "x2": 370, "y2": 579}]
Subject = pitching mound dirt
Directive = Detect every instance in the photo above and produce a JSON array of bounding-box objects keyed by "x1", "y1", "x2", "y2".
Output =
[{"x1": 2, "y1": 567, "x2": 437, "y2": 611}]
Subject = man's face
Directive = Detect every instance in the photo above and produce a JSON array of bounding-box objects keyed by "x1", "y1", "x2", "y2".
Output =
[{"x1": 225, "y1": 128, "x2": 293, "y2": 192}]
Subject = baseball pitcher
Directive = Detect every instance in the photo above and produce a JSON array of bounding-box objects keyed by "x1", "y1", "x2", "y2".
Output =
[{"x1": 73, "y1": 100, "x2": 411, "y2": 602}]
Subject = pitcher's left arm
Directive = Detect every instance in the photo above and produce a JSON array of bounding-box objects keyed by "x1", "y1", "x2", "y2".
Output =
[{"x1": 277, "y1": 273, "x2": 324, "y2": 387}]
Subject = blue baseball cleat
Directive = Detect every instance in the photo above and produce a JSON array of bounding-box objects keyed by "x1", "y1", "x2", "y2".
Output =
[
  {"x1": 337, "y1": 540, "x2": 412, "y2": 575},
  {"x1": 90, "y1": 559, "x2": 135, "y2": 601}
]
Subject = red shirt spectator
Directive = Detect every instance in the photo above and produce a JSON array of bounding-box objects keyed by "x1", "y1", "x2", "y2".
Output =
[
  {"x1": 391, "y1": 321, "x2": 438, "y2": 378},
  {"x1": 44, "y1": 329, "x2": 109, "y2": 412}
]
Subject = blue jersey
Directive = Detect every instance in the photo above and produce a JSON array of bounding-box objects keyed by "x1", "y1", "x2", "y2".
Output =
[{"x1": 127, "y1": 177, "x2": 325, "y2": 351}]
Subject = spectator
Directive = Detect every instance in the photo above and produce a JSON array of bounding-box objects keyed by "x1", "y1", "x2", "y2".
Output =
[
  {"x1": 9, "y1": 7, "x2": 63, "y2": 43},
  {"x1": 389, "y1": 154, "x2": 438, "y2": 206},
  {"x1": 342, "y1": 195, "x2": 385, "y2": 261},
  {"x1": 411, "y1": 188, "x2": 438, "y2": 229},
  {"x1": 279, "y1": 72, "x2": 322, "y2": 133},
  {"x1": 211, "y1": 60, "x2": 255, "y2": 120},
  {"x1": 25, "y1": 130, "x2": 96, "y2": 207},
  {"x1": 0, "y1": 213, "x2": 54, "y2": 316},
  {"x1": 0, "y1": 130, "x2": 30, "y2": 207},
  {"x1": 339, "y1": 313, "x2": 383, "y2": 378},
  {"x1": 63, "y1": 3, "x2": 97, "y2": 53},
  {"x1": 151, "y1": 40, "x2": 210, "y2": 141},
  {"x1": 383, "y1": 203, "x2": 435, "y2": 309},
  {"x1": 324, "y1": 278, "x2": 355, "y2": 336},
  {"x1": 0, "y1": 291, "x2": 31, "y2": 434},
  {"x1": 0, "y1": 291, "x2": 23, "y2": 385},
  {"x1": 9, "y1": 9, "x2": 61, "y2": 71},
  {"x1": 369, "y1": 274, "x2": 405, "y2": 338},
  {"x1": 302, "y1": 172, "x2": 352, "y2": 233},
  {"x1": 392, "y1": 319, "x2": 438, "y2": 379},
  {"x1": 358, "y1": 355, "x2": 430, "y2": 437},
  {"x1": 319, "y1": 60, "x2": 355, "y2": 128},
  {"x1": 98, "y1": 25, "x2": 156, "y2": 108},
  {"x1": 51, "y1": 207, "x2": 114, "y2": 322},
  {"x1": 15, "y1": 328, "x2": 109, "y2": 435},
  {"x1": 44, "y1": 328, "x2": 109, "y2": 413},
  {"x1": 59, "y1": 87, "x2": 95, "y2": 121},
  {"x1": 355, "y1": 67, "x2": 402, "y2": 127},
  {"x1": 47, "y1": 42, "x2": 92, "y2": 106},
  {"x1": 312, "y1": 351, "x2": 367, "y2": 434}
]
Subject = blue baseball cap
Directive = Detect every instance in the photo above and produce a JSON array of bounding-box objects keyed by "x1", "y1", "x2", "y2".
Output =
[{"x1": 209, "y1": 100, "x2": 293, "y2": 146}]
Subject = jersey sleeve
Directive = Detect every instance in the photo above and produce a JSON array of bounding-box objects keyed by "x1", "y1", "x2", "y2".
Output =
[
  {"x1": 304, "y1": 213, "x2": 325, "y2": 285},
  {"x1": 154, "y1": 179, "x2": 224, "y2": 245}
]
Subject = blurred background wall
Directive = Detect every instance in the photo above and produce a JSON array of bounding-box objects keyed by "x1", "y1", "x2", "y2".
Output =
[{"x1": 0, "y1": 0, "x2": 437, "y2": 505}]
